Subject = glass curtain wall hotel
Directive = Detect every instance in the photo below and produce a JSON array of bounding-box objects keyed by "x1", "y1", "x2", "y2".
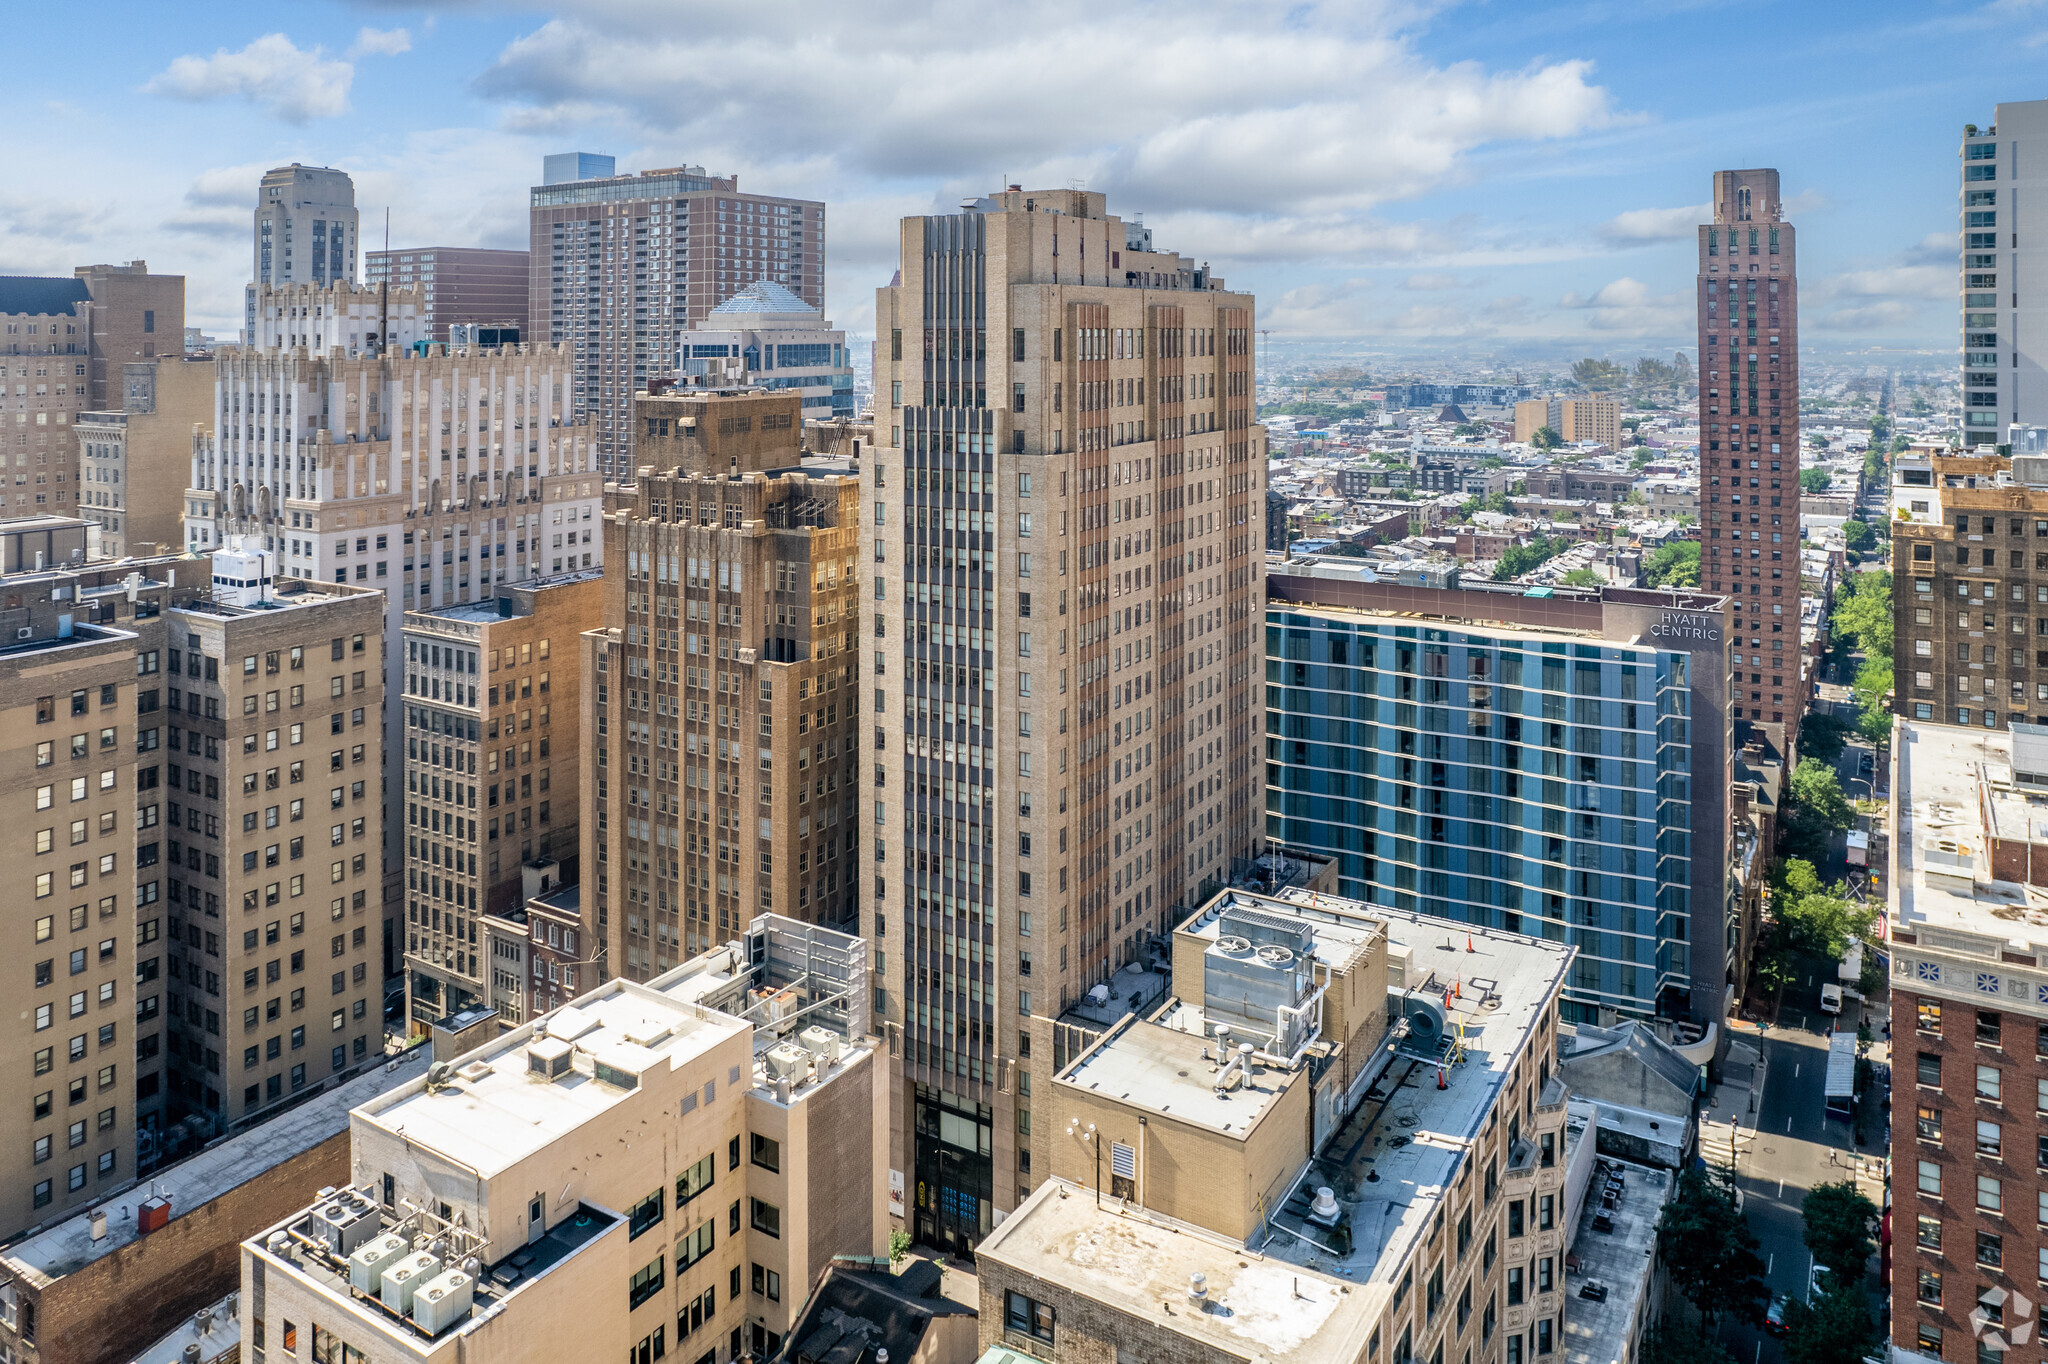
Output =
[{"x1": 1263, "y1": 569, "x2": 1734, "y2": 1031}]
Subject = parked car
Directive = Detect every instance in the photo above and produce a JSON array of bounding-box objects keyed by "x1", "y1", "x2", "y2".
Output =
[
  {"x1": 1765, "y1": 1296, "x2": 1790, "y2": 1335},
  {"x1": 1819, "y1": 983, "x2": 1843, "y2": 1014},
  {"x1": 1809, "y1": 1263, "x2": 1832, "y2": 1302},
  {"x1": 1859, "y1": 752, "x2": 1875, "y2": 774}
]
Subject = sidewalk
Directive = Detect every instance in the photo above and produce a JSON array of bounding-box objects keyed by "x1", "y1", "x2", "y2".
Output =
[{"x1": 1700, "y1": 1039, "x2": 1766, "y2": 1172}]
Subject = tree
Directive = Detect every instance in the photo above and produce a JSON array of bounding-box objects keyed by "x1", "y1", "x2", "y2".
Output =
[
  {"x1": 1640, "y1": 1327, "x2": 1736, "y2": 1364},
  {"x1": 1798, "y1": 714, "x2": 1847, "y2": 765},
  {"x1": 1800, "y1": 467, "x2": 1833, "y2": 493},
  {"x1": 1850, "y1": 658, "x2": 1892, "y2": 745},
  {"x1": 1801, "y1": 1181, "x2": 1878, "y2": 1282},
  {"x1": 1530, "y1": 426, "x2": 1562, "y2": 452},
  {"x1": 888, "y1": 1228, "x2": 912, "y2": 1271},
  {"x1": 1562, "y1": 568, "x2": 1604, "y2": 587},
  {"x1": 1830, "y1": 571, "x2": 1893, "y2": 665},
  {"x1": 1572, "y1": 357, "x2": 1628, "y2": 391},
  {"x1": 1840, "y1": 520, "x2": 1874, "y2": 553},
  {"x1": 1657, "y1": 1166, "x2": 1772, "y2": 1330},
  {"x1": 1783, "y1": 1283, "x2": 1879, "y2": 1364},
  {"x1": 1644, "y1": 541, "x2": 1701, "y2": 589},
  {"x1": 1781, "y1": 765, "x2": 1854, "y2": 865},
  {"x1": 1629, "y1": 445, "x2": 1656, "y2": 471},
  {"x1": 1673, "y1": 352, "x2": 1695, "y2": 384},
  {"x1": 1775, "y1": 858, "x2": 1876, "y2": 958},
  {"x1": 1632, "y1": 357, "x2": 1676, "y2": 387},
  {"x1": 1494, "y1": 534, "x2": 1565, "y2": 581}
]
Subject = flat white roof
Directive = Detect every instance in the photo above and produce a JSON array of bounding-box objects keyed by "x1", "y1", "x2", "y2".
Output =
[
  {"x1": 1261, "y1": 890, "x2": 1572, "y2": 1282},
  {"x1": 355, "y1": 980, "x2": 747, "y2": 1178},
  {"x1": 1893, "y1": 721, "x2": 2048, "y2": 951},
  {"x1": 977, "y1": 1180, "x2": 1378, "y2": 1361}
]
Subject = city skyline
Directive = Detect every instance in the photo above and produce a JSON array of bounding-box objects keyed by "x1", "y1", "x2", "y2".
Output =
[{"x1": 4, "y1": 1, "x2": 2046, "y2": 348}]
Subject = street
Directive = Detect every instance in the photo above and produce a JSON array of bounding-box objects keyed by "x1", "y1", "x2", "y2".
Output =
[{"x1": 1703, "y1": 958, "x2": 1888, "y2": 1364}]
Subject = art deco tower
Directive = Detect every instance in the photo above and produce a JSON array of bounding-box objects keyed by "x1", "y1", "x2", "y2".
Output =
[{"x1": 867, "y1": 188, "x2": 1267, "y2": 1252}]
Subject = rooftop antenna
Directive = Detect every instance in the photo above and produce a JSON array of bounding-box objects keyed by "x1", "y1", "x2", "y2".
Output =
[{"x1": 377, "y1": 207, "x2": 390, "y2": 358}]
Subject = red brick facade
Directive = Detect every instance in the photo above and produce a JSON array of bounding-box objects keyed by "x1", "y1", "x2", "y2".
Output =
[
  {"x1": 0, "y1": 1131, "x2": 346, "y2": 1364},
  {"x1": 1891, "y1": 988, "x2": 2048, "y2": 1361},
  {"x1": 1697, "y1": 168, "x2": 1803, "y2": 730}
]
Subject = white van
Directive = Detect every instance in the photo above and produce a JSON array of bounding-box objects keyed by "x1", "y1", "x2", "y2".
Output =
[{"x1": 1819, "y1": 983, "x2": 1843, "y2": 1014}]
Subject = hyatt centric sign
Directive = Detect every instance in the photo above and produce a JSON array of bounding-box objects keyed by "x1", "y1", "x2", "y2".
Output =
[{"x1": 1650, "y1": 611, "x2": 1720, "y2": 642}]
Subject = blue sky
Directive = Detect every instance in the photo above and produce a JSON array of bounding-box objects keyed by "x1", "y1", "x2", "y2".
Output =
[{"x1": 3, "y1": 0, "x2": 2042, "y2": 352}]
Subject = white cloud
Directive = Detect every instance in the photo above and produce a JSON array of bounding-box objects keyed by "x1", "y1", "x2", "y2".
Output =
[
  {"x1": 1819, "y1": 300, "x2": 1919, "y2": 332},
  {"x1": 351, "y1": 27, "x2": 413, "y2": 58},
  {"x1": 1558, "y1": 277, "x2": 1691, "y2": 335},
  {"x1": 471, "y1": 1, "x2": 1615, "y2": 226},
  {"x1": 1266, "y1": 279, "x2": 1377, "y2": 336},
  {"x1": 143, "y1": 34, "x2": 353, "y2": 123},
  {"x1": 1400, "y1": 272, "x2": 1464, "y2": 291},
  {"x1": 1809, "y1": 264, "x2": 1951, "y2": 304},
  {"x1": 1601, "y1": 203, "x2": 1708, "y2": 245}
]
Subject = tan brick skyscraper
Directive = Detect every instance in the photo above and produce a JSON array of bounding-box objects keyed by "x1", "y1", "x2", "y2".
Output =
[
  {"x1": 868, "y1": 188, "x2": 1266, "y2": 1254},
  {"x1": 1698, "y1": 169, "x2": 1802, "y2": 728}
]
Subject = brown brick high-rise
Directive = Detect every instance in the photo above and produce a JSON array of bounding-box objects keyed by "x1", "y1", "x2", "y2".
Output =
[{"x1": 1698, "y1": 169, "x2": 1802, "y2": 728}]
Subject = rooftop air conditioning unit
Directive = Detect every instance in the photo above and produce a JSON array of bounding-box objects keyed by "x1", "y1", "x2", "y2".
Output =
[
  {"x1": 410, "y1": 1267, "x2": 476, "y2": 1333},
  {"x1": 380, "y1": 1252, "x2": 443, "y2": 1315},
  {"x1": 798, "y1": 1026, "x2": 842, "y2": 1064},
  {"x1": 349, "y1": 1232, "x2": 413, "y2": 1293},
  {"x1": 311, "y1": 1191, "x2": 381, "y2": 1257},
  {"x1": 764, "y1": 1042, "x2": 811, "y2": 1083}
]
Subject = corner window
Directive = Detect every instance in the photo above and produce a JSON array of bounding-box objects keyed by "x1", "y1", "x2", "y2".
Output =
[
  {"x1": 750, "y1": 1133, "x2": 780, "y2": 1174},
  {"x1": 1005, "y1": 1290, "x2": 1056, "y2": 1344}
]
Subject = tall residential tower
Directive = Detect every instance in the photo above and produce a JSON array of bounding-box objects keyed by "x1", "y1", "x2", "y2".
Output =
[
  {"x1": 1959, "y1": 104, "x2": 2048, "y2": 446},
  {"x1": 1696, "y1": 169, "x2": 1802, "y2": 729},
  {"x1": 868, "y1": 187, "x2": 1266, "y2": 1253},
  {"x1": 526, "y1": 157, "x2": 825, "y2": 477}
]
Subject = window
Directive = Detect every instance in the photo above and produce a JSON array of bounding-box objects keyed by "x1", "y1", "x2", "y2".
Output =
[
  {"x1": 750, "y1": 1263, "x2": 782, "y2": 1302},
  {"x1": 1978, "y1": 1174, "x2": 2002, "y2": 1212},
  {"x1": 1979, "y1": 1009, "x2": 2003, "y2": 1045},
  {"x1": 1538, "y1": 1194, "x2": 1554, "y2": 1230},
  {"x1": 750, "y1": 1133, "x2": 780, "y2": 1173},
  {"x1": 1917, "y1": 1214, "x2": 1942, "y2": 1250},
  {"x1": 1979, "y1": 1065, "x2": 2002, "y2": 1101},
  {"x1": 749, "y1": 1198, "x2": 780, "y2": 1238},
  {"x1": 1919, "y1": 1160, "x2": 1942, "y2": 1196},
  {"x1": 1978, "y1": 1230, "x2": 2004, "y2": 1268},
  {"x1": 628, "y1": 1254, "x2": 665, "y2": 1309},
  {"x1": 1979, "y1": 1119, "x2": 2003, "y2": 1157},
  {"x1": 1919, "y1": 997, "x2": 1943, "y2": 1032},
  {"x1": 1508, "y1": 1266, "x2": 1524, "y2": 1305},
  {"x1": 1919, "y1": 1052, "x2": 1942, "y2": 1087},
  {"x1": 1005, "y1": 1290, "x2": 1056, "y2": 1344},
  {"x1": 1917, "y1": 1105, "x2": 1942, "y2": 1142},
  {"x1": 1920, "y1": 1267, "x2": 1944, "y2": 1304},
  {"x1": 676, "y1": 1153, "x2": 715, "y2": 1206},
  {"x1": 628, "y1": 1189, "x2": 664, "y2": 1239},
  {"x1": 1508, "y1": 1201, "x2": 1524, "y2": 1237}
]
